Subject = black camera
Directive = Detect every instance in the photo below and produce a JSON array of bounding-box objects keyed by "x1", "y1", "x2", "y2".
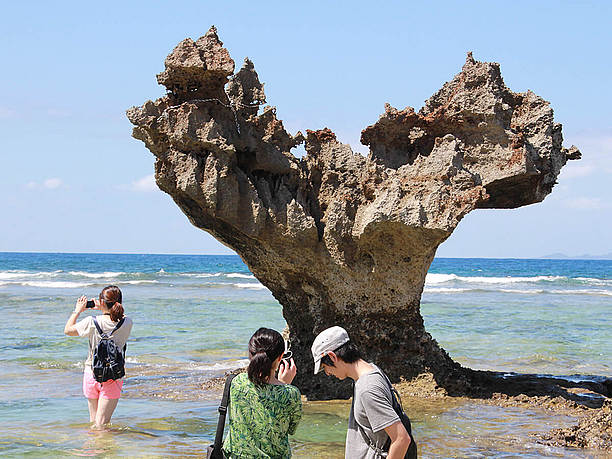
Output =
[{"x1": 86, "y1": 300, "x2": 96, "y2": 308}]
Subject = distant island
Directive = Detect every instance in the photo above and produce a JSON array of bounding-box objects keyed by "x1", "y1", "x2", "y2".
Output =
[{"x1": 539, "y1": 252, "x2": 612, "y2": 260}]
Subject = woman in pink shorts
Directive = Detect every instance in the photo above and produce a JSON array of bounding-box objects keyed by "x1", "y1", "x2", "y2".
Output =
[{"x1": 64, "y1": 285, "x2": 133, "y2": 427}]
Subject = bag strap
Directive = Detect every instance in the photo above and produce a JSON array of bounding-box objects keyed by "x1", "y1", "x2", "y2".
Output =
[
  {"x1": 110, "y1": 317, "x2": 125, "y2": 335},
  {"x1": 376, "y1": 369, "x2": 417, "y2": 458},
  {"x1": 212, "y1": 373, "x2": 236, "y2": 455},
  {"x1": 92, "y1": 316, "x2": 104, "y2": 336},
  {"x1": 378, "y1": 370, "x2": 404, "y2": 410},
  {"x1": 93, "y1": 316, "x2": 125, "y2": 338}
]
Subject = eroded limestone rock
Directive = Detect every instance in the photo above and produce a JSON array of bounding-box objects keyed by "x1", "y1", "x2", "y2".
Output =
[{"x1": 127, "y1": 28, "x2": 580, "y2": 399}]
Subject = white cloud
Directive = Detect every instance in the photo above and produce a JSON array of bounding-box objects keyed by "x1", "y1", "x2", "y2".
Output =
[
  {"x1": 563, "y1": 197, "x2": 608, "y2": 210},
  {"x1": 25, "y1": 178, "x2": 64, "y2": 190},
  {"x1": 125, "y1": 174, "x2": 157, "y2": 192},
  {"x1": 43, "y1": 178, "x2": 63, "y2": 189}
]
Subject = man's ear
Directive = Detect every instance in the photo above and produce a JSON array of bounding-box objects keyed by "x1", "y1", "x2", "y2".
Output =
[{"x1": 327, "y1": 351, "x2": 339, "y2": 364}]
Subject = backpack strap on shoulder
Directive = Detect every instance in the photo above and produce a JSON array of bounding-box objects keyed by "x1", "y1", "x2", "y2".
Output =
[
  {"x1": 110, "y1": 317, "x2": 125, "y2": 336},
  {"x1": 375, "y1": 368, "x2": 417, "y2": 459},
  {"x1": 92, "y1": 316, "x2": 104, "y2": 336}
]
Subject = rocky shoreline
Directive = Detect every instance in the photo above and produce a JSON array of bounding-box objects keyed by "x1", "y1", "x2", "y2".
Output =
[{"x1": 393, "y1": 368, "x2": 612, "y2": 451}]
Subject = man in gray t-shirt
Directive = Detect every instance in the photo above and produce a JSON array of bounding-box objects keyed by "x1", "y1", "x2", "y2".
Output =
[{"x1": 311, "y1": 326, "x2": 411, "y2": 458}]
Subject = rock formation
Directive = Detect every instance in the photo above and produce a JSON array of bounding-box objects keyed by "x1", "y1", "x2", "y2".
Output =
[{"x1": 127, "y1": 27, "x2": 580, "y2": 399}]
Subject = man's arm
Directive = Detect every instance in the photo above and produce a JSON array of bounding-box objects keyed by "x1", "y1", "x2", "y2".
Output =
[{"x1": 383, "y1": 420, "x2": 411, "y2": 459}]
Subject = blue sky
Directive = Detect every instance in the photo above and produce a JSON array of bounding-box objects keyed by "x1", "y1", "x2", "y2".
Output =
[{"x1": 1, "y1": 1, "x2": 610, "y2": 257}]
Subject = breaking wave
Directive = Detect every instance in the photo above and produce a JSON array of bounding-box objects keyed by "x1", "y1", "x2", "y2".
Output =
[
  {"x1": 232, "y1": 283, "x2": 266, "y2": 290},
  {"x1": 425, "y1": 273, "x2": 566, "y2": 285}
]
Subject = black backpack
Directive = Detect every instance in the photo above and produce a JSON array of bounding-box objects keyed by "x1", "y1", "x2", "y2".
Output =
[
  {"x1": 92, "y1": 316, "x2": 126, "y2": 383},
  {"x1": 354, "y1": 369, "x2": 418, "y2": 459}
]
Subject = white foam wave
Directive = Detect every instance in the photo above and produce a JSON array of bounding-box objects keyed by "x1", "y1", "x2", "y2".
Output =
[
  {"x1": 226, "y1": 273, "x2": 256, "y2": 279},
  {"x1": 425, "y1": 273, "x2": 458, "y2": 284},
  {"x1": 574, "y1": 277, "x2": 612, "y2": 286},
  {"x1": 68, "y1": 271, "x2": 125, "y2": 278},
  {"x1": 499, "y1": 288, "x2": 612, "y2": 296},
  {"x1": 0, "y1": 271, "x2": 31, "y2": 280},
  {"x1": 498, "y1": 288, "x2": 544, "y2": 294},
  {"x1": 182, "y1": 272, "x2": 221, "y2": 278},
  {"x1": 424, "y1": 287, "x2": 471, "y2": 293},
  {"x1": 20, "y1": 281, "x2": 94, "y2": 289},
  {"x1": 189, "y1": 359, "x2": 250, "y2": 371},
  {"x1": 124, "y1": 280, "x2": 159, "y2": 285},
  {"x1": 425, "y1": 273, "x2": 565, "y2": 285},
  {"x1": 0, "y1": 270, "x2": 62, "y2": 280},
  {"x1": 232, "y1": 283, "x2": 266, "y2": 290},
  {"x1": 549, "y1": 289, "x2": 612, "y2": 297},
  {"x1": 124, "y1": 357, "x2": 249, "y2": 372},
  {"x1": 424, "y1": 286, "x2": 612, "y2": 296}
]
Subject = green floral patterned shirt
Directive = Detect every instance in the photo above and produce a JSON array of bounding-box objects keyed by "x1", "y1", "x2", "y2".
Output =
[{"x1": 222, "y1": 372, "x2": 302, "y2": 458}]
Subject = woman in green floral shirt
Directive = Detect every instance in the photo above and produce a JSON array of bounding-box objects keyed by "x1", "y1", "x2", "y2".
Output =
[{"x1": 223, "y1": 328, "x2": 302, "y2": 458}]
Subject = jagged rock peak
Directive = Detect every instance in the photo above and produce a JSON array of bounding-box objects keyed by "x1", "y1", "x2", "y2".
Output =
[
  {"x1": 156, "y1": 25, "x2": 235, "y2": 103},
  {"x1": 226, "y1": 58, "x2": 267, "y2": 116}
]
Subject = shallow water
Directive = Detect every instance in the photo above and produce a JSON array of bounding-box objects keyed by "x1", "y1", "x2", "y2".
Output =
[{"x1": 0, "y1": 253, "x2": 610, "y2": 457}]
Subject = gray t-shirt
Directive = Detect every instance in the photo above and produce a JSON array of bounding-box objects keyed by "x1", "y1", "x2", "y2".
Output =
[
  {"x1": 345, "y1": 364, "x2": 399, "y2": 459},
  {"x1": 75, "y1": 314, "x2": 133, "y2": 369}
]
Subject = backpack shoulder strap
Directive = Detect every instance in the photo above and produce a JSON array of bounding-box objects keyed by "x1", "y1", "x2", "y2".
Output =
[
  {"x1": 109, "y1": 317, "x2": 125, "y2": 336},
  {"x1": 376, "y1": 368, "x2": 417, "y2": 458},
  {"x1": 92, "y1": 316, "x2": 104, "y2": 336},
  {"x1": 212, "y1": 373, "x2": 237, "y2": 455}
]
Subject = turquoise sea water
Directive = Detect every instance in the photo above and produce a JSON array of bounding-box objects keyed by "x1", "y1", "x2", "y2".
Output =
[{"x1": 0, "y1": 253, "x2": 610, "y2": 457}]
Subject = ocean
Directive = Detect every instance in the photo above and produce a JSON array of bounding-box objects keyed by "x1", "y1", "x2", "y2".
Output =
[{"x1": 0, "y1": 252, "x2": 610, "y2": 458}]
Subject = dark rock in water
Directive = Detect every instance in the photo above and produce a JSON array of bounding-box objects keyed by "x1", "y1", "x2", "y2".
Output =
[{"x1": 127, "y1": 27, "x2": 580, "y2": 400}]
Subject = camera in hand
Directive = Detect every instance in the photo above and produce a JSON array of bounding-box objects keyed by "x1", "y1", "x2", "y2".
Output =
[{"x1": 86, "y1": 300, "x2": 96, "y2": 308}]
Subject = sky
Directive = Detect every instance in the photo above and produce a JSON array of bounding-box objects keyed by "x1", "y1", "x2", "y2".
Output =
[{"x1": 1, "y1": 1, "x2": 610, "y2": 258}]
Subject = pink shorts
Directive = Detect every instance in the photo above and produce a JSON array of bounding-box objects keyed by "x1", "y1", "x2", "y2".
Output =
[{"x1": 83, "y1": 368, "x2": 124, "y2": 399}]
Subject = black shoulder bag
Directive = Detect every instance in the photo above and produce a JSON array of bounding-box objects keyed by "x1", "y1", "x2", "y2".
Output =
[
  {"x1": 353, "y1": 370, "x2": 418, "y2": 459},
  {"x1": 206, "y1": 374, "x2": 236, "y2": 459}
]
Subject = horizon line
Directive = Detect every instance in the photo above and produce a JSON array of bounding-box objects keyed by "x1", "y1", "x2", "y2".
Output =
[{"x1": 0, "y1": 250, "x2": 611, "y2": 261}]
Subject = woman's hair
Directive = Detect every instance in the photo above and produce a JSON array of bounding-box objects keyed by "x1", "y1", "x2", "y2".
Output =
[
  {"x1": 99, "y1": 285, "x2": 124, "y2": 322},
  {"x1": 247, "y1": 327, "x2": 285, "y2": 386}
]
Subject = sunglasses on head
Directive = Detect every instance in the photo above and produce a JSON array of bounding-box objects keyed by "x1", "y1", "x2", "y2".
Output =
[{"x1": 282, "y1": 340, "x2": 292, "y2": 362}]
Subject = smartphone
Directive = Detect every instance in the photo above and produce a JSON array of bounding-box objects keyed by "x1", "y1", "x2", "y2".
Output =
[{"x1": 86, "y1": 300, "x2": 95, "y2": 308}]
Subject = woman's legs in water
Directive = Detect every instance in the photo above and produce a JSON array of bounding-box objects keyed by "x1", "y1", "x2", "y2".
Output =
[
  {"x1": 95, "y1": 398, "x2": 119, "y2": 426},
  {"x1": 87, "y1": 397, "x2": 119, "y2": 427},
  {"x1": 87, "y1": 398, "x2": 98, "y2": 423},
  {"x1": 84, "y1": 370, "x2": 124, "y2": 427}
]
